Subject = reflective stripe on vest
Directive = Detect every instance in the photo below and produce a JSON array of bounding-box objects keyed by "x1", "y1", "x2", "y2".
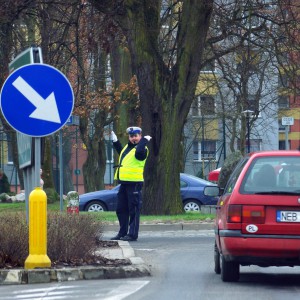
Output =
[{"x1": 114, "y1": 145, "x2": 148, "y2": 182}]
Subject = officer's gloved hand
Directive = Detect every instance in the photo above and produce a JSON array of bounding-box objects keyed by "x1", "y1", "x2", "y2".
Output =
[
  {"x1": 111, "y1": 131, "x2": 118, "y2": 142},
  {"x1": 144, "y1": 135, "x2": 152, "y2": 141}
]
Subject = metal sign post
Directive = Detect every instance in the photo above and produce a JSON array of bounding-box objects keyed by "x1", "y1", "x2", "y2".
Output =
[
  {"x1": 282, "y1": 117, "x2": 294, "y2": 150},
  {"x1": 59, "y1": 130, "x2": 63, "y2": 211},
  {"x1": 7, "y1": 47, "x2": 43, "y2": 221},
  {"x1": 35, "y1": 138, "x2": 41, "y2": 187},
  {"x1": 0, "y1": 53, "x2": 74, "y2": 269}
]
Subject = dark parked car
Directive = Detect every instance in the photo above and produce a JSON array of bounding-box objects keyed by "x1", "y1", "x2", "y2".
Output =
[
  {"x1": 79, "y1": 173, "x2": 218, "y2": 212},
  {"x1": 205, "y1": 150, "x2": 300, "y2": 282}
]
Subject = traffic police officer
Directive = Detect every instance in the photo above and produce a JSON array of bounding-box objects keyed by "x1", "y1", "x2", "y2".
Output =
[{"x1": 110, "y1": 126, "x2": 152, "y2": 241}]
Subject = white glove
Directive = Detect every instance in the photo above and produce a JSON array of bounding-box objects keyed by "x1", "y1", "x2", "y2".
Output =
[
  {"x1": 111, "y1": 131, "x2": 118, "y2": 142},
  {"x1": 144, "y1": 135, "x2": 152, "y2": 141}
]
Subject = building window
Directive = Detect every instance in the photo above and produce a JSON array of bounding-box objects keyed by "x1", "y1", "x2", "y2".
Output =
[
  {"x1": 193, "y1": 140, "x2": 216, "y2": 161},
  {"x1": 247, "y1": 95, "x2": 259, "y2": 113},
  {"x1": 191, "y1": 98, "x2": 200, "y2": 116},
  {"x1": 238, "y1": 139, "x2": 261, "y2": 152},
  {"x1": 5, "y1": 133, "x2": 13, "y2": 164},
  {"x1": 278, "y1": 95, "x2": 289, "y2": 109},
  {"x1": 200, "y1": 96, "x2": 215, "y2": 115},
  {"x1": 202, "y1": 140, "x2": 217, "y2": 160},
  {"x1": 278, "y1": 52, "x2": 289, "y2": 66},
  {"x1": 105, "y1": 140, "x2": 113, "y2": 163},
  {"x1": 278, "y1": 120, "x2": 286, "y2": 132},
  {"x1": 191, "y1": 96, "x2": 215, "y2": 116},
  {"x1": 246, "y1": 139, "x2": 261, "y2": 152},
  {"x1": 193, "y1": 142, "x2": 199, "y2": 160},
  {"x1": 201, "y1": 60, "x2": 215, "y2": 72},
  {"x1": 279, "y1": 140, "x2": 290, "y2": 150},
  {"x1": 0, "y1": 132, "x2": 6, "y2": 166},
  {"x1": 278, "y1": 74, "x2": 288, "y2": 88}
]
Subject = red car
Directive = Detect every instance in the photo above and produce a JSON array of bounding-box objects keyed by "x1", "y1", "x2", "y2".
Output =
[{"x1": 205, "y1": 150, "x2": 300, "y2": 282}]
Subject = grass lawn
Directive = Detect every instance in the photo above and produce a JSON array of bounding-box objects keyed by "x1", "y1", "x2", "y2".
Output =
[
  {"x1": 0, "y1": 201, "x2": 64, "y2": 212},
  {"x1": 0, "y1": 201, "x2": 215, "y2": 223}
]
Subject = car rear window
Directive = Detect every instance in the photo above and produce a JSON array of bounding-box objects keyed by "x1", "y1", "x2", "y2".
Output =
[
  {"x1": 223, "y1": 158, "x2": 248, "y2": 194},
  {"x1": 240, "y1": 156, "x2": 300, "y2": 194}
]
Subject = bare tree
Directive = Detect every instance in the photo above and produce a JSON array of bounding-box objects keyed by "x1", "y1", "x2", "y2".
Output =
[
  {"x1": 0, "y1": 0, "x2": 36, "y2": 189},
  {"x1": 196, "y1": 0, "x2": 298, "y2": 155},
  {"x1": 2, "y1": 0, "x2": 300, "y2": 205},
  {"x1": 90, "y1": 0, "x2": 214, "y2": 214}
]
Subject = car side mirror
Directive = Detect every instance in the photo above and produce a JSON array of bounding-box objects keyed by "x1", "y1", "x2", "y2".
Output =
[{"x1": 204, "y1": 186, "x2": 220, "y2": 197}]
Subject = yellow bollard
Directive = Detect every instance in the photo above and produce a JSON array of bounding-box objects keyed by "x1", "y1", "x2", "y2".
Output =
[{"x1": 25, "y1": 187, "x2": 51, "y2": 269}]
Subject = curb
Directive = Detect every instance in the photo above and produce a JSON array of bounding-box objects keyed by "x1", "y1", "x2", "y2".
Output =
[
  {"x1": 0, "y1": 241, "x2": 150, "y2": 285},
  {"x1": 105, "y1": 223, "x2": 214, "y2": 232}
]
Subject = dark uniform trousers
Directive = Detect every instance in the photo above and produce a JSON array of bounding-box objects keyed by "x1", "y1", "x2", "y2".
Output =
[{"x1": 116, "y1": 182, "x2": 143, "y2": 239}]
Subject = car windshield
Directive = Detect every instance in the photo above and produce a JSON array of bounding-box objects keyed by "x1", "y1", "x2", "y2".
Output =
[{"x1": 240, "y1": 156, "x2": 300, "y2": 195}]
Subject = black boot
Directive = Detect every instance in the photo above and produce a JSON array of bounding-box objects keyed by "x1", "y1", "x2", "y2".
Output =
[
  {"x1": 110, "y1": 234, "x2": 124, "y2": 240},
  {"x1": 121, "y1": 235, "x2": 137, "y2": 241}
]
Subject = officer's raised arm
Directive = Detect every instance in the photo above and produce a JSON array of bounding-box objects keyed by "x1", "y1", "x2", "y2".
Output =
[{"x1": 111, "y1": 130, "x2": 122, "y2": 154}]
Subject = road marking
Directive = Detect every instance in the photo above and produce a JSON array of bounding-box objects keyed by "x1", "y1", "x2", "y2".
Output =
[
  {"x1": 2, "y1": 281, "x2": 149, "y2": 300},
  {"x1": 11, "y1": 285, "x2": 77, "y2": 299},
  {"x1": 102, "y1": 280, "x2": 149, "y2": 300},
  {"x1": 135, "y1": 248, "x2": 156, "y2": 251}
]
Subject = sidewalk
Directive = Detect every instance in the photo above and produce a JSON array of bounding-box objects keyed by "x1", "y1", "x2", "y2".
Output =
[{"x1": 0, "y1": 222, "x2": 214, "y2": 285}]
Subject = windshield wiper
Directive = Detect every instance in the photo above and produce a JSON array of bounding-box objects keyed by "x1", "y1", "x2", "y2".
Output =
[{"x1": 254, "y1": 190, "x2": 300, "y2": 195}]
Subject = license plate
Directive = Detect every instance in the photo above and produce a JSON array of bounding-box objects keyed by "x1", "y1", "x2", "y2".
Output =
[{"x1": 277, "y1": 211, "x2": 300, "y2": 222}]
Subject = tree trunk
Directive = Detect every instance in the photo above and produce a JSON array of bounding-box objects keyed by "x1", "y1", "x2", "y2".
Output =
[
  {"x1": 240, "y1": 117, "x2": 247, "y2": 155},
  {"x1": 143, "y1": 114, "x2": 184, "y2": 214},
  {"x1": 79, "y1": 46, "x2": 108, "y2": 192},
  {"x1": 81, "y1": 120, "x2": 106, "y2": 191},
  {"x1": 111, "y1": 43, "x2": 132, "y2": 144},
  {"x1": 126, "y1": 1, "x2": 213, "y2": 214},
  {"x1": 42, "y1": 137, "x2": 55, "y2": 189},
  {"x1": 0, "y1": 22, "x2": 24, "y2": 189},
  {"x1": 61, "y1": 132, "x2": 74, "y2": 193},
  {"x1": 91, "y1": 0, "x2": 214, "y2": 214}
]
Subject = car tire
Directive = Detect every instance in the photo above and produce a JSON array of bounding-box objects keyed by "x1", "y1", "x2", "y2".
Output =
[
  {"x1": 214, "y1": 242, "x2": 221, "y2": 274},
  {"x1": 85, "y1": 201, "x2": 107, "y2": 212},
  {"x1": 221, "y1": 255, "x2": 239, "y2": 282},
  {"x1": 183, "y1": 200, "x2": 202, "y2": 212}
]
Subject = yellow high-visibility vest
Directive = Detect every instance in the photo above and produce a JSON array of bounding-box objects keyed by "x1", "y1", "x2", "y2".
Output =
[{"x1": 114, "y1": 145, "x2": 148, "y2": 181}]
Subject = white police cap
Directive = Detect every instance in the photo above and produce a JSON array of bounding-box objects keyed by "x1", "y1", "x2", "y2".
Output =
[{"x1": 126, "y1": 126, "x2": 142, "y2": 134}]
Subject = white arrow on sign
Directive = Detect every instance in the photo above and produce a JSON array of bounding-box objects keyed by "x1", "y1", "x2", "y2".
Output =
[{"x1": 12, "y1": 76, "x2": 61, "y2": 123}]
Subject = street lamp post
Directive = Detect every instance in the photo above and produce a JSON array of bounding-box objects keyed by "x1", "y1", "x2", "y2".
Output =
[{"x1": 242, "y1": 110, "x2": 254, "y2": 153}]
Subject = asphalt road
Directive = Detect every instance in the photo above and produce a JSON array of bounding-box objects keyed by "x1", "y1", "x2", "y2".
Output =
[
  {"x1": 129, "y1": 230, "x2": 300, "y2": 300},
  {"x1": 1, "y1": 230, "x2": 300, "y2": 300}
]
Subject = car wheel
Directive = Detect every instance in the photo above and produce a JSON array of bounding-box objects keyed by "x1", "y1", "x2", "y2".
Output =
[
  {"x1": 85, "y1": 201, "x2": 107, "y2": 212},
  {"x1": 214, "y1": 242, "x2": 221, "y2": 274},
  {"x1": 183, "y1": 200, "x2": 202, "y2": 212},
  {"x1": 221, "y1": 255, "x2": 239, "y2": 282}
]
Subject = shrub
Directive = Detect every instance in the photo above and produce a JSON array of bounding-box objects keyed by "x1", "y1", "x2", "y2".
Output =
[
  {"x1": 44, "y1": 188, "x2": 59, "y2": 204},
  {"x1": 47, "y1": 212, "x2": 103, "y2": 264},
  {"x1": 0, "y1": 212, "x2": 104, "y2": 268},
  {"x1": 0, "y1": 193, "x2": 8, "y2": 202},
  {"x1": 218, "y1": 151, "x2": 243, "y2": 189},
  {"x1": 0, "y1": 213, "x2": 29, "y2": 267}
]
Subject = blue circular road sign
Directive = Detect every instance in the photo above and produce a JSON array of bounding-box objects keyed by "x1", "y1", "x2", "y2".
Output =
[{"x1": 0, "y1": 64, "x2": 74, "y2": 137}]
